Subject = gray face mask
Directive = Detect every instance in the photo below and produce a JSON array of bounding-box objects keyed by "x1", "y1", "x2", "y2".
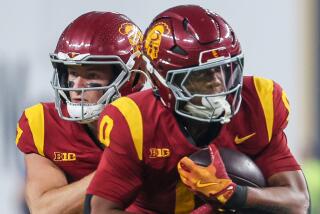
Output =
[
  {"x1": 166, "y1": 53, "x2": 243, "y2": 123},
  {"x1": 50, "y1": 52, "x2": 134, "y2": 123}
]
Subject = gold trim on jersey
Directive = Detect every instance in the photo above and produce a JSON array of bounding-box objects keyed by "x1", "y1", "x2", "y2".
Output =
[
  {"x1": 99, "y1": 115, "x2": 114, "y2": 147},
  {"x1": 253, "y1": 77, "x2": 274, "y2": 142},
  {"x1": 282, "y1": 90, "x2": 290, "y2": 122},
  {"x1": 25, "y1": 103, "x2": 45, "y2": 156},
  {"x1": 111, "y1": 97, "x2": 143, "y2": 160},
  {"x1": 175, "y1": 180, "x2": 195, "y2": 213},
  {"x1": 15, "y1": 124, "x2": 23, "y2": 145}
]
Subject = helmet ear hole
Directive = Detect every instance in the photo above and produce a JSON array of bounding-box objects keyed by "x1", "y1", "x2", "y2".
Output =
[
  {"x1": 182, "y1": 18, "x2": 189, "y2": 32},
  {"x1": 170, "y1": 45, "x2": 187, "y2": 56}
]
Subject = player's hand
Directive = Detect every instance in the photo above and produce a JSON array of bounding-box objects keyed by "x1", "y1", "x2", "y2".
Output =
[{"x1": 177, "y1": 144, "x2": 236, "y2": 204}]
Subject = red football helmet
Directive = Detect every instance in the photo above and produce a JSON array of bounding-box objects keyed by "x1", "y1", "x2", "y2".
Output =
[
  {"x1": 143, "y1": 5, "x2": 244, "y2": 123},
  {"x1": 50, "y1": 11, "x2": 144, "y2": 123}
]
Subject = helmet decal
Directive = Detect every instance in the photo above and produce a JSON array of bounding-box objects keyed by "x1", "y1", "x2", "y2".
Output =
[
  {"x1": 67, "y1": 52, "x2": 80, "y2": 59},
  {"x1": 199, "y1": 48, "x2": 231, "y2": 65},
  {"x1": 144, "y1": 22, "x2": 170, "y2": 60},
  {"x1": 119, "y1": 23, "x2": 143, "y2": 53}
]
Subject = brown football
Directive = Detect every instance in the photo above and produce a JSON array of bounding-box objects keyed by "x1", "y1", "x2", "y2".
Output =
[{"x1": 189, "y1": 146, "x2": 266, "y2": 187}]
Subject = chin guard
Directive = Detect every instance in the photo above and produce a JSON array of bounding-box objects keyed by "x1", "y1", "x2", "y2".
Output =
[
  {"x1": 183, "y1": 96, "x2": 232, "y2": 124},
  {"x1": 66, "y1": 101, "x2": 104, "y2": 124}
]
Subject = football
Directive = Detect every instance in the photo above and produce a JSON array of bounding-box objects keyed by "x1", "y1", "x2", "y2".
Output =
[{"x1": 189, "y1": 146, "x2": 266, "y2": 187}]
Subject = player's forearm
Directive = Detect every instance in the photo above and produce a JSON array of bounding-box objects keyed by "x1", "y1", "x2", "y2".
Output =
[
  {"x1": 91, "y1": 208, "x2": 132, "y2": 214},
  {"x1": 245, "y1": 186, "x2": 309, "y2": 214},
  {"x1": 27, "y1": 173, "x2": 94, "y2": 214},
  {"x1": 89, "y1": 195, "x2": 133, "y2": 214}
]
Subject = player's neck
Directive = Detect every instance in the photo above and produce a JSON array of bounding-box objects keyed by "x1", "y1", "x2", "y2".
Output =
[
  {"x1": 187, "y1": 120, "x2": 212, "y2": 139},
  {"x1": 86, "y1": 121, "x2": 98, "y2": 136},
  {"x1": 176, "y1": 115, "x2": 222, "y2": 147},
  {"x1": 83, "y1": 120, "x2": 105, "y2": 150}
]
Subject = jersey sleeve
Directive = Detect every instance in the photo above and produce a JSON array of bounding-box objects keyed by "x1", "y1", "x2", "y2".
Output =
[
  {"x1": 272, "y1": 81, "x2": 290, "y2": 131},
  {"x1": 254, "y1": 79, "x2": 300, "y2": 178},
  {"x1": 87, "y1": 97, "x2": 144, "y2": 208},
  {"x1": 16, "y1": 110, "x2": 39, "y2": 155}
]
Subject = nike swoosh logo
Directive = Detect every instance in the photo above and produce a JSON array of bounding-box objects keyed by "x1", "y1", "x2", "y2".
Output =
[
  {"x1": 234, "y1": 132, "x2": 256, "y2": 144},
  {"x1": 195, "y1": 180, "x2": 219, "y2": 188}
]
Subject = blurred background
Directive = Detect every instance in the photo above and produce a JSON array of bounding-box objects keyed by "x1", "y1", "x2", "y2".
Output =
[{"x1": 0, "y1": 0, "x2": 319, "y2": 213}]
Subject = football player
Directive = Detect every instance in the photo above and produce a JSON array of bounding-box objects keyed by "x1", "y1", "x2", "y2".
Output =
[
  {"x1": 86, "y1": 5, "x2": 310, "y2": 213},
  {"x1": 15, "y1": 11, "x2": 144, "y2": 213}
]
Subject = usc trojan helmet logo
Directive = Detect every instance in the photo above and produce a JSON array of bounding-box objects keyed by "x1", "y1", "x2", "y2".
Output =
[
  {"x1": 119, "y1": 23, "x2": 143, "y2": 53},
  {"x1": 144, "y1": 22, "x2": 170, "y2": 60}
]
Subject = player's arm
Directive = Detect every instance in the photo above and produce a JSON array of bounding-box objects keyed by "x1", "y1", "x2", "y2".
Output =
[
  {"x1": 244, "y1": 80, "x2": 310, "y2": 213},
  {"x1": 87, "y1": 195, "x2": 132, "y2": 214},
  {"x1": 245, "y1": 170, "x2": 309, "y2": 213},
  {"x1": 178, "y1": 144, "x2": 310, "y2": 214},
  {"x1": 25, "y1": 153, "x2": 94, "y2": 214}
]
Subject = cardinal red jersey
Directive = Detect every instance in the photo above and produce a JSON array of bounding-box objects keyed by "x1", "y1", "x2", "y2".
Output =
[
  {"x1": 87, "y1": 76, "x2": 300, "y2": 213},
  {"x1": 16, "y1": 103, "x2": 103, "y2": 182}
]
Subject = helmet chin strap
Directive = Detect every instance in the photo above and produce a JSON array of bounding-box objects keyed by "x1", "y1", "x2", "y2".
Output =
[
  {"x1": 184, "y1": 96, "x2": 232, "y2": 124},
  {"x1": 66, "y1": 101, "x2": 104, "y2": 124}
]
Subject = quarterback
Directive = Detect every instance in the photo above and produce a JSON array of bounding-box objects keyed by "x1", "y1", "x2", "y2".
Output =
[
  {"x1": 87, "y1": 5, "x2": 310, "y2": 214},
  {"x1": 16, "y1": 11, "x2": 144, "y2": 213}
]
